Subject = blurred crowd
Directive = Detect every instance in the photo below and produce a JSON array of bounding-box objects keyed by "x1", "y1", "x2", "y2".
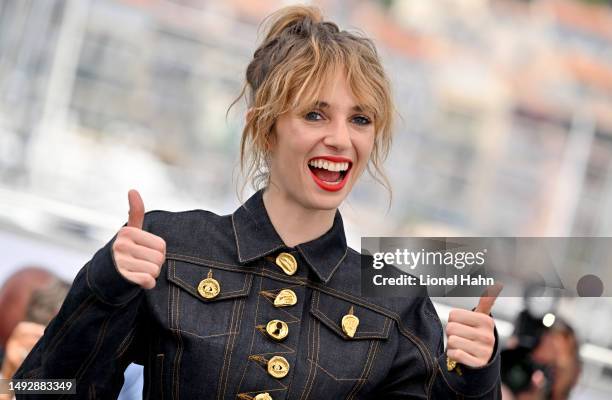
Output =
[{"x1": 0, "y1": 267, "x2": 142, "y2": 400}]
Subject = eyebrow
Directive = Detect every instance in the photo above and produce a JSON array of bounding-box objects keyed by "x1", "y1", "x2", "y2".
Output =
[{"x1": 314, "y1": 100, "x2": 366, "y2": 113}]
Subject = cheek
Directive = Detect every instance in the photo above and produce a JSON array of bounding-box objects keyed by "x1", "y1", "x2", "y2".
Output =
[{"x1": 355, "y1": 133, "x2": 376, "y2": 166}]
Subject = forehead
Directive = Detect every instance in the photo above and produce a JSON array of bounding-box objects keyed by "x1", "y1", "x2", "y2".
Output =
[{"x1": 294, "y1": 67, "x2": 374, "y2": 114}]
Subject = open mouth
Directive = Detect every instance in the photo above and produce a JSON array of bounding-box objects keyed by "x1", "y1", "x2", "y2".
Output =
[{"x1": 307, "y1": 157, "x2": 352, "y2": 192}]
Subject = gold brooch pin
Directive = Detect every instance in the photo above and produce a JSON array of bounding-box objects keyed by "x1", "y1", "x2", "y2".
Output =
[
  {"x1": 238, "y1": 393, "x2": 272, "y2": 400},
  {"x1": 446, "y1": 356, "x2": 462, "y2": 375},
  {"x1": 446, "y1": 356, "x2": 457, "y2": 371},
  {"x1": 267, "y1": 355, "x2": 290, "y2": 379},
  {"x1": 274, "y1": 289, "x2": 297, "y2": 307},
  {"x1": 341, "y1": 306, "x2": 360, "y2": 338},
  {"x1": 275, "y1": 252, "x2": 297, "y2": 275},
  {"x1": 265, "y1": 319, "x2": 289, "y2": 341},
  {"x1": 197, "y1": 270, "x2": 220, "y2": 299}
]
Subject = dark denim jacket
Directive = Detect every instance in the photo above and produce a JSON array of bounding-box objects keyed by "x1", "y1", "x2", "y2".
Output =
[{"x1": 15, "y1": 189, "x2": 501, "y2": 399}]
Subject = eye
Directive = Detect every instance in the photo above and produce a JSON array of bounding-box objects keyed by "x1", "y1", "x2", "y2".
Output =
[
  {"x1": 304, "y1": 111, "x2": 323, "y2": 121},
  {"x1": 352, "y1": 115, "x2": 371, "y2": 126}
]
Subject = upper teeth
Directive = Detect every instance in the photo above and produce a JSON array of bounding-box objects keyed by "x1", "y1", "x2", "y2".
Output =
[{"x1": 308, "y1": 159, "x2": 350, "y2": 172}]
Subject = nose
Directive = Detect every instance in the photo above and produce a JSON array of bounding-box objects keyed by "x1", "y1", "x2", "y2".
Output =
[{"x1": 323, "y1": 119, "x2": 352, "y2": 151}]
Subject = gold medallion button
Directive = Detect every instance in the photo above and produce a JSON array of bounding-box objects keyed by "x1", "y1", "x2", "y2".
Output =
[
  {"x1": 274, "y1": 289, "x2": 297, "y2": 307},
  {"x1": 266, "y1": 320, "x2": 289, "y2": 341},
  {"x1": 446, "y1": 356, "x2": 457, "y2": 372},
  {"x1": 254, "y1": 393, "x2": 272, "y2": 400},
  {"x1": 275, "y1": 252, "x2": 297, "y2": 276},
  {"x1": 341, "y1": 306, "x2": 359, "y2": 338},
  {"x1": 267, "y1": 356, "x2": 290, "y2": 379},
  {"x1": 197, "y1": 270, "x2": 220, "y2": 299}
]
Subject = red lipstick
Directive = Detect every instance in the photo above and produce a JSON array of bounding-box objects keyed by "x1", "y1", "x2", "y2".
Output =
[{"x1": 308, "y1": 156, "x2": 352, "y2": 192}]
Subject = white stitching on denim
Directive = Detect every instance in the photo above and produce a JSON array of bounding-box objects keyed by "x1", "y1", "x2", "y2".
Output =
[
  {"x1": 259, "y1": 294, "x2": 300, "y2": 324},
  {"x1": 247, "y1": 356, "x2": 289, "y2": 390},
  {"x1": 73, "y1": 308, "x2": 113, "y2": 381},
  {"x1": 298, "y1": 295, "x2": 315, "y2": 400},
  {"x1": 232, "y1": 210, "x2": 286, "y2": 264},
  {"x1": 169, "y1": 260, "x2": 253, "y2": 299},
  {"x1": 236, "y1": 388, "x2": 288, "y2": 398},
  {"x1": 44, "y1": 295, "x2": 96, "y2": 357},
  {"x1": 157, "y1": 353, "x2": 165, "y2": 400},
  {"x1": 114, "y1": 327, "x2": 136, "y2": 359},
  {"x1": 169, "y1": 251, "x2": 437, "y2": 385},
  {"x1": 310, "y1": 308, "x2": 390, "y2": 339},
  {"x1": 347, "y1": 339, "x2": 381, "y2": 399},
  {"x1": 305, "y1": 358, "x2": 366, "y2": 382},
  {"x1": 302, "y1": 292, "x2": 321, "y2": 399},
  {"x1": 217, "y1": 297, "x2": 239, "y2": 399},
  {"x1": 296, "y1": 244, "x2": 348, "y2": 284},
  {"x1": 236, "y1": 274, "x2": 263, "y2": 393},
  {"x1": 169, "y1": 257, "x2": 434, "y2": 370},
  {"x1": 224, "y1": 297, "x2": 247, "y2": 398},
  {"x1": 172, "y1": 286, "x2": 184, "y2": 400}
]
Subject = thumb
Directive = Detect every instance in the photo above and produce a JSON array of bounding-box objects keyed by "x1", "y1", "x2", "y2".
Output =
[
  {"x1": 127, "y1": 189, "x2": 145, "y2": 229},
  {"x1": 474, "y1": 283, "x2": 503, "y2": 315}
]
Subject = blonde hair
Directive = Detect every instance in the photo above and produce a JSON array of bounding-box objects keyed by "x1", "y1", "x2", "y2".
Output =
[{"x1": 228, "y1": 5, "x2": 395, "y2": 203}]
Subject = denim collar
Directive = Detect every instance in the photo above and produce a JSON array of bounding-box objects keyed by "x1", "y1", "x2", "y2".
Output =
[{"x1": 231, "y1": 188, "x2": 348, "y2": 283}]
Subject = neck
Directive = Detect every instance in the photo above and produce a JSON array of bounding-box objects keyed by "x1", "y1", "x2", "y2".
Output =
[{"x1": 262, "y1": 186, "x2": 336, "y2": 248}]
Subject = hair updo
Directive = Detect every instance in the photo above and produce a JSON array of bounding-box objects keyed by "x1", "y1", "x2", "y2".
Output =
[{"x1": 230, "y1": 5, "x2": 395, "y2": 200}]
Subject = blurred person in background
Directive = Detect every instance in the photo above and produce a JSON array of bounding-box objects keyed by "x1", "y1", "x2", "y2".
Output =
[
  {"x1": 501, "y1": 311, "x2": 581, "y2": 400},
  {"x1": 0, "y1": 270, "x2": 143, "y2": 400},
  {"x1": 0, "y1": 271, "x2": 69, "y2": 400},
  {"x1": 0, "y1": 267, "x2": 56, "y2": 359},
  {"x1": 15, "y1": 5, "x2": 503, "y2": 399}
]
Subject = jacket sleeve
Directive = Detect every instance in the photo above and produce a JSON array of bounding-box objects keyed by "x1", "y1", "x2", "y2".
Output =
[
  {"x1": 375, "y1": 296, "x2": 501, "y2": 399},
  {"x1": 13, "y1": 225, "x2": 149, "y2": 399},
  {"x1": 429, "y1": 320, "x2": 502, "y2": 399}
]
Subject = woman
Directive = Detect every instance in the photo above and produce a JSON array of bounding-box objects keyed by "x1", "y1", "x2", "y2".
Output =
[{"x1": 15, "y1": 5, "x2": 501, "y2": 399}]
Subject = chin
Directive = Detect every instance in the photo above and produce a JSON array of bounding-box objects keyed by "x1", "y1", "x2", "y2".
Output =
[{"x1": 305, "y1": 187, "x2": 350, "y2": 211}]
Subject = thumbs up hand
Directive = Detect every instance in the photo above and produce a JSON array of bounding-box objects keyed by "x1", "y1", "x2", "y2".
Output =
[
  {"x1": 445, "y1": 284, "x2": 502, "y2": 368},
  {"x1": 111, "y1": 189, "x2": 166, "y2": 290}
]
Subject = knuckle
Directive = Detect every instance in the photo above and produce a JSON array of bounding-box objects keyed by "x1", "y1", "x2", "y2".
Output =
[
  {"x1": 146, "y1": 277, "x2": 156, "y2": 289},
  {"x1": 446, "y1": 322, "x2": 456, "y2": 335},
  {"x1": 113, "y1": 239, "x2": 128, "y2": 253}
]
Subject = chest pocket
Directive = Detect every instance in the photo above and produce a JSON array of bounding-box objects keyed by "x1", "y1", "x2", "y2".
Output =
[
  {"x1": 166, "y1": 258, "x2": 253, "y2": 338},
  {"x1": 309, "y1": 290, "x2": 392, "y2": 382}
]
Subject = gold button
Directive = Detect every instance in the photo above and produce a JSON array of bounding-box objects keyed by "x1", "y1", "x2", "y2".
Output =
[
  {"x1": 275, "y1": 252, "x2": 297, "y2": 275},
  {"x1": 265, "y1": 320, "x2": 289, "y2": 341},
  {"x1": 254, "y1": 393, "x2": 272, "y2": 400},
  {"x1": 197, "y1": 270, "x2": 220, "y2": 299},
  {"x1": 267, "y1": 355, "x2": 289, "y2": 379},
  {"x1": 341, "y1": 306, "x2": 359, "y2": 338},
  {"x1": 274, "y1": 289, "x2": 297, "y2": 307}
]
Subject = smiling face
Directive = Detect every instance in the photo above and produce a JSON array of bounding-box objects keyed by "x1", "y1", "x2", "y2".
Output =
[{"x1": 267, "y1": 68, "x2": 376, "y2": 211}]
